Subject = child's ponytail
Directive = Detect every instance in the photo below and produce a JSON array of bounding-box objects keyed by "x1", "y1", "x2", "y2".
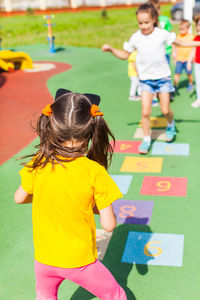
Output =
[
  {"x1": 20, "y1": 91, "x2": 115, "y2": 170},
  {"x1": 87, "y1": 116, "x2": 115, "y2": 170}
]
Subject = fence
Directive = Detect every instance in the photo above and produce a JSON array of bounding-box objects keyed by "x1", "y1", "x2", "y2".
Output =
[{"x1": 0, "y1": 0, "x2": 170, "y2": 12}]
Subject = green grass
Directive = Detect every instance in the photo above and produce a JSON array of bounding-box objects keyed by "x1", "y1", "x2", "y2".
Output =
[{"x1": 1, "y1": 4, "x2": 178, "y2": 48}]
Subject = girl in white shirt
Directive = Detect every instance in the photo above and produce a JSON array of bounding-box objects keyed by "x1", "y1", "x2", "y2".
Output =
[{"x1": 102, "y1": 3, "x2": 200, "y2": 154}]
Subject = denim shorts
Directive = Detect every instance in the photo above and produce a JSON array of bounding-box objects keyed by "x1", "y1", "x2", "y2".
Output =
[
  {"x1": 175, "y1": 61, "x2": 193, "y2": 74},
  {"x1": 140, "y1": 77, "x2": 175, "y2": 94}
]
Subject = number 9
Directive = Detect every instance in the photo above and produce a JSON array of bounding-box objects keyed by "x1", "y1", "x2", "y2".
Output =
[{"x1": 156, "y1": 181, "x2": 171, "y2": 192}]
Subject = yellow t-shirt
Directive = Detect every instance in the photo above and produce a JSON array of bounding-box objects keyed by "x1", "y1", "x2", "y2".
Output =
[
  {"x1": 128, "y1": 51, "x2": 138, "y2": 77},
  {"x1": 19, "y1": 156, "x2": 122, "y2": 268},
  {"x1": 176, "y1": 33, "x2": 194, "y2": 62}
]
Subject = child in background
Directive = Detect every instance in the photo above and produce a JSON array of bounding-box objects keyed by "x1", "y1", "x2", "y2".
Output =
[
  {"x1": 14, "y1": 89, "x2": 127, "y2": 300},
  {"x1": 173, "y1": 19, "x2": 194, "y2": 93},
  {"x1": 188, "y1": 16, "x2": 200, "y2": 108},
  {"x1": 102, "y1": 3, "x2": 200, "y2": 154},
  {"x1": 128, "y1": 50, "x2": 141, "y2": 101}
]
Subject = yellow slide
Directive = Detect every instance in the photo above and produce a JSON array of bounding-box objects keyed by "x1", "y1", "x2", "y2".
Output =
[{"x1": 0, "y1": 50, "x2": 33, "y2": 71}]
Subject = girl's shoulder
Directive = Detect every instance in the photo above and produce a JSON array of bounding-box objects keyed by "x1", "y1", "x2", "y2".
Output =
[
  {"x1": 81, "y1": 156, "x2": 106, "y2": 173},
  {"x1": 129, "y1": 30, "x2": 141, "y2": 40}
]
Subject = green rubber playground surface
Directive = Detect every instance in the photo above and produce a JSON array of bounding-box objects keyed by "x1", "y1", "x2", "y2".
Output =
[{"x1": 1, "y1": 44, "x2": 200, "y2": 300}]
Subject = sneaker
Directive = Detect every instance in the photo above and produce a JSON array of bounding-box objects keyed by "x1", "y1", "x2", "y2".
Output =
[
  {"x1": 187, "y1": 84, "x2": 194, "y2": 92},
  {"x1": 139, "y1": 141, "x2": 151, "y2": 154},
  {"x1": 166, "y1": 126, "x2": 176, "y2": 142},
  {"x1": 129, "y1": 96, "x2": 140, "y2": 101},
  {"x1": 191, "y1": 99, "x2": 200, "y2": 108},
  {"x1": 152, "y1": 98, "x2": 159, "y2": 107}
]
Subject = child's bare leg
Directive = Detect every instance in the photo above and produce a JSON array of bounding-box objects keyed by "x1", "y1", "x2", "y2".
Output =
[
  {"x1": 174, "y1": 73, "x2": 180, "y2": 87},
  {"x1": 159, "y1": 92, "x2": 173, "y2": 122},
  {"x1": 141, "y1": 91, "x2": 153, "y2": 136},
  {"x1": 139, "y1": 91, "x2": 153, "y2": 154},
  {"x1": 188, "y1": 73, "x2": 193, "y2": 85},
  {"x1": 159, "y1": 92, "x2": 176, "y2": 142}
]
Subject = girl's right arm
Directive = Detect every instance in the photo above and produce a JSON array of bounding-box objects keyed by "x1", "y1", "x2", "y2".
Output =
[
  {"x1": 99, "y1": 204, "x2": 117, "y2": 232},
  {"x1": 173, "y1": 38, "x2": 200, "y2": 47},
  {"x1": 14, "y1": 185, "x2": 33, "y2": 204},
  {"x1": 102, "y1": 44, "x2": 130, "y2": 60}
]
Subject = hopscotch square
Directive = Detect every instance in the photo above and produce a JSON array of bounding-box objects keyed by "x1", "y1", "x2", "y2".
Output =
[
  {"x1": 113, "y1": 199, "x2": 154, "y2": 225},
  {"x1": 121, "y1": 232, "x2": 184, "y2": 267},
  {"x1": 139, "y1": 117, "x2": 167, "y2": 128},
  {"x1": 111, "y1": 175, "x2": 133, "y2": 194},
  {"x1": 151, "y1": 142, "x2": 190, "y2": 156},
  {"x1": 140, "y1": 176, "x2": 187, "y2": 197},
  {"x1": 134, "y1": 128, "x2": 166, "y2": 141},
  {"x1": 96, "y1": 229, "x2": 113, "y2": 261},
  {"x1": 120, "y1": 157, "x2": 163, "y2": 173},
  {"x1": 110, "y1": 140, "x2": 140, "y2": 154}
]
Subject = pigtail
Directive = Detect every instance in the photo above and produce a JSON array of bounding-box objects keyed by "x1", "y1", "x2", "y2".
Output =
[{"x1": 87, "y1": 116, "x2": 115, "y2": 169}]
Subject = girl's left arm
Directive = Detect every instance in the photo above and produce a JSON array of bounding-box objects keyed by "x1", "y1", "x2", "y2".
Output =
[
  {"x1": 173, "y1": 38, "x2": 200, "y2": 47},
  {"x1": 14, "y1": 185, "x2": 33, "y2": 204}
]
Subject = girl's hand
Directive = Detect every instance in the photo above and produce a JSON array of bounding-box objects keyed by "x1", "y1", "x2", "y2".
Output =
[{"x1": 102, "y1": 44, "x2": 113, "y2": 52}]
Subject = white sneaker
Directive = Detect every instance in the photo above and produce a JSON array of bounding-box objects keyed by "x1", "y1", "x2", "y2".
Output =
[
  {"x1": 191, "y1": 99, "x2": 200, "y2": 108},
  {"x1": 129, "y1": 96, "x2": 140, "y2": 101}
]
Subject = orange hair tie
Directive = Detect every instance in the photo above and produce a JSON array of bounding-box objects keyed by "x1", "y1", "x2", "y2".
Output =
[
  {"x1": 42, "y1": 104, "x2": 52, "y2": 116},
  {"x1": 90, "y1": 104, "x2": 104, "y2": 117}
]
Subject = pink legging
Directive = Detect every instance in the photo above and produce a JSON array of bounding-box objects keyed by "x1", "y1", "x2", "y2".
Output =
[{"x1": 35, "y1": 259, "x2": 127, "y2": 300}]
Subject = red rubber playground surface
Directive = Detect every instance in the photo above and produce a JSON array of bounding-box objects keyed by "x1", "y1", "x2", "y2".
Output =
[
  {"x1": 0, "y1": 61, "x2": 71, "y2": 164},
  {"x1": 1, "y1": 44, "x2": 200, "y2": 300}
]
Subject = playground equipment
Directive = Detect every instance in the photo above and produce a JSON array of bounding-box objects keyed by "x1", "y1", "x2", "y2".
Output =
[
  {"x1": 0, "y1": 50, "x2": 33, "y2": 71},
  {"x1": 44, "y1": 15, "x2": 56, "y2": 53}
]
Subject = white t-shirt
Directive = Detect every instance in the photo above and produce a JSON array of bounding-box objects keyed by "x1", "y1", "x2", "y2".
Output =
[{"x1": 123, "y1": 27, "x2": 176, "y2": 80}]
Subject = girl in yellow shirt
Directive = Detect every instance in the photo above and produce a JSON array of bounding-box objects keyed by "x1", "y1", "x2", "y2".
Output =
[{"x1": 14, "y1": 89, "x2": 127, "y2": 300}]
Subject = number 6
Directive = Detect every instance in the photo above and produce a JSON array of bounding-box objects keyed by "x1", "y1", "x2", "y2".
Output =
[{"x1": 144, "y1": 241, "x2": 163, "y2": 257}]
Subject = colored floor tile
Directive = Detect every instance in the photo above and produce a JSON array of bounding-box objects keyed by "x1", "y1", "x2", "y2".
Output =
[
  {"x1": 134, "y1": 128, "x2": 166, "y2": 141},
  {"x1": 96, "y1": 229, "x2": 113, "y2": 261},
  {"x1": 140, "y1": 176, "x2": 187, "y2": 197},
  {"x1": 113, "y1": 199, "x2": 154, "y2": 225},
  {"x1": 151, "y1": 142, "x2": 190, "y2": 156},
  {"x1": 110, "y1": 140, "x2": 140, "y2": 154},
  {"x1": 139, "y1": 117, "x2": 167, "y2": 128},
  {"x1": 121, "y1": 232, "x2": 184, "y2": 267},
  {"x1": 111, "y1": 175, "x2": 133, "y2": 194},
  {"x1": 121, "y1": 156, "x2": 163, "y2": 173}
]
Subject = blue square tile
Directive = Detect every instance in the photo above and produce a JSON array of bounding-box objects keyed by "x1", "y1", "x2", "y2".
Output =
[
  {"x1": 122, "y1": 232, "x2": 184, "y2": 267},
  {"x1": 111, "y1": 175, "x2": 133, "y2": 194},
  {"x1": 151, "y1": 142, "x2": 189, "y2": 156}
]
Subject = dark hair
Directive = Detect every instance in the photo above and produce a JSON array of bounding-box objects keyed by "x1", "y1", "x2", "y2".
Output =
[
  {"x1": 136, "y1": 3, "x2": 159, "y2": 27},
  {"x1": 148, "y1": 0, "x2": 160, "y2": 6},
  {"x1": 22, "y1": 93, "x2": 115, "y2": 170},
  {"x1": 194, "y1": 15, "x2": 200, "y2": 26}
]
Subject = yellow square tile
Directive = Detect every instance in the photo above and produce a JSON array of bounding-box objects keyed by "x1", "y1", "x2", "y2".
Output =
[
  {"x1": 139, "y1": 117, "x2": 167, "y2": 128},
  {"x1": 120, "y1": 156, "x2": 163, "y2": 173}
]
